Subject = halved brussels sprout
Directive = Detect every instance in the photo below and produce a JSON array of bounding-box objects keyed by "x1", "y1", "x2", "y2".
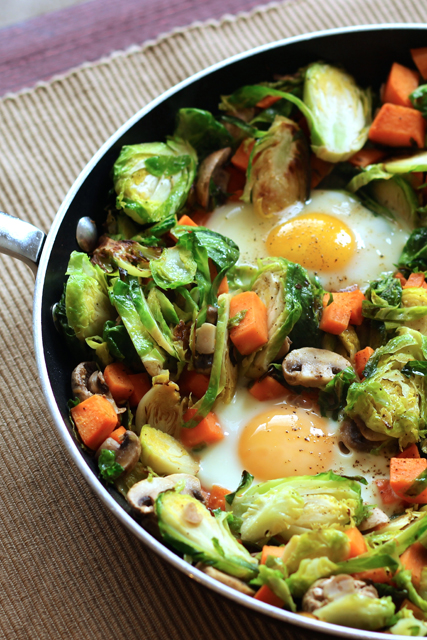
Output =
[
  {"x1": 348, "y1": 151, "x2": 427, "y2": 193},
  {"x1": 314, "y1": 593, "x2": 395, "y2": 631},
  {"x1": 135, "y1": 380, "x2": 184, "y2": 437},
  {"x1": 113, "y1": 138, "x2": 197, "y2": 224},
  {"x1": 139, "y1": 425, "x2": 199, "y2": 476},
  {"x1": 156, "y1": 491, "x2": 258, "y2": 580},
  {"x1": 402, "y1": 287, "x2": 427, "y2": 335},
  {"x1": 242, "y1": 116, "x2": 309, "y2": 217}
]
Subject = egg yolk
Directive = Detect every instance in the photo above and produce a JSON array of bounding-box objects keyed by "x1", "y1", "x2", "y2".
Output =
[
  {"x1": 266, "y1": 212, "x2": 355, "y2": 272},
  {"x1": 238, "y1": 405, "x2": 336, "y2": 481}
]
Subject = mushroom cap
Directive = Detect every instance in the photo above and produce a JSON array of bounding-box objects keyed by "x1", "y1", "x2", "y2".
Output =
[
  {"x1": 127, "y1": 474, "x2": 202, "y2": 514},
  {"x1": 282, "y1": 348, "x2": 351, "y2": 388}
]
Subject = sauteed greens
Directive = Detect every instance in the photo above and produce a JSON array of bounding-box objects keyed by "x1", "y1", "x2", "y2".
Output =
[{"x1": 56, "y1": 50, "x2": 427, "y2": 635}]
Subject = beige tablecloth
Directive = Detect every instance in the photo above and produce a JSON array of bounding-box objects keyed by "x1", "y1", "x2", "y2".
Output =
[{"x1": 0, "y1": 0, "x2": 425, "y2": 638}]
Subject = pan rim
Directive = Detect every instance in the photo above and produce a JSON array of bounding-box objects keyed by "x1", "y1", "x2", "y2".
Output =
[{"x1": 33, "y1": 22, "x2": 427, "y2": 639}]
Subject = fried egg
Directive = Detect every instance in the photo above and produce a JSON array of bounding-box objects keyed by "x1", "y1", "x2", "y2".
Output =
[
  {"x1": 206, "y1": 190, "x2": 410, "y2": 291},
  {"x1": 196, "y1": 384, "x2": 392, "y2": 512}
]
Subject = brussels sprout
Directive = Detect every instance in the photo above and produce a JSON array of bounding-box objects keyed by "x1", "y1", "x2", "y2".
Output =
[
  {"x1": 399, "y1": 228, "x2": 427, "y2": 272},
  {"x1": 314, "y1": 593, "x2": 395, "y2": 630},
  {"x1": 65, "y1": 252, "x2": 116, "y2": 341},
  {"x1": 282, "y1": 529, "x2": 350, "y2": 574},
  {"x1": 139, "y1": 425, "x2": 199, "y2": 476},
  {"x1": 91, "y1": 236, "x2": 155, "y2": 277},
  {"x1": 318, "y1": 368, "x2": 358, "y2": 420},
  {"x1": 348, "y1": 151, "x2": 427, "y2": 193},
  {"x1": 251, "y1": 565, "x2": 297, "y2": 611},
  {"x1": 135, "y1": 380, "x2": 183, "y2": 437},
  {"x1": 366, "y1": 176, "x2": 419, "y2": 227},
  {"x1": 402, "y1": 287, "x2": 427, "y2": 335},
  {"x1": 156, "y1": 491, "x2": 258, "y2": 580},
  {"x1": 395, "y1": 570, "x2": 427, "y2": 614},
  {"x1": 150, "y1": 245, "x2": 197, "y2": 290},
  {"x1": 242, "y1": 116, "x2": 309, "y2": 217},
  {"x1": 228, "y1": 471, "x2": 367, "y2": 545},
  {"x1": 346, "y1": 328, "x2": 427, "y2": 448},
  {"x1": 242, "y1": 257, "x2": 322, "y2": 379},
  {"x1": 113, "y1": 138, "x2": 197, "y2": 224},
  {"x1": 174, "y1": 108, "x2": 233, "y2": 160},
  {"x1": 389, "y1": 607, "x2": 427, "y2": 636},
  {"x1": 286, "y1": 557, "x2": 338, "y2": 598}
]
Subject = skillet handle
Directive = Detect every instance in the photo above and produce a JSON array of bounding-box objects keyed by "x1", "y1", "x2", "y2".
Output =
[{"x1": 0, "y1": 211, "x2": 46, "y2": 276}]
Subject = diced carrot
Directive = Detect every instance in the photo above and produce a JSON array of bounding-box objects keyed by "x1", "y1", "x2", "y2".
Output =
[
  {"x1": 256, "y1": 95, "x2": 282, "y2": 109},
  {"x1": 226, "y1": 165, "x2": 246, "y2": 194},
  {"x1": 310, "y1": 155, "x2": 334, "y2": 188},
  {"x1": 319, "y1": 302, "x2": 351, "y2": 335},
  {"x1": 382, "y1": 62, "x2": 420, "y2": 108},
  {"x1": 206, "y1": 485, "x2": 231, "y2": 511},
  {"x1": 390, "y1": 457, "x2": 427, "y2": 504},
  {"x1": 254, "y1": 584, "x2": 284, "y2": 608},
  {"x1": 321, "y1": 290, "x2": 366, "y2": 330},
  {"x1": 400, "y1": 598, "x2": 426, "y2": 619},
  {"x1": 345, "y1": 528, "x2": 368, "y2": 559},
  {"x1": 179, "y1": 369, "x2": 210, "y2": 399},
  {"x1": 181, "y1": 408, "x2": 224, "y2": 448},
  {"x1": 348, "y1": 148, "x2": 387, "y2": 168},
  {"x1": 394, "y1": 271, "x2": 407, "y2": 287},
  {"x1": 404, "y1": 272, "x2": 425, "y2": 288},
  {"x1": 217, "y1": 276, "x2": 229, "y2": 295},
  {"x1": 397, "y1": 443, "x2": 420, "y2": 459},
  {"x1": 352, "y1": 568, "x2": 393, "y2": 584},
  {"x1": 368, "y1": 103, "x2": 426, "y2": 148},
  {"x1": 411, "y1": 47, "x2": 427, "y2": 80},
  {"x1": 229, "y1": 291, "x2": 269, "y2": 356},
  {"x1": 249, "y1": 376, "x2": 288, "y2": 401},
  {"x1": 191, "y1": 210, "x2": 210, "y2": 226},
  {"x1": 71, "y1": 395, "x2": 118, "y2": 450},
  {"x1": 400, "y1": 542, "x2": 427, "y2": 589},
  {"x1": 260, "y1": 546, "x2": 285, "y2": 565},
  {"x1": 231, "y1": 138, "x2": 255, "y2": 172},
  {"x1": 298, "y1": 115, "x2": 310, "y2": 139},
  {"x1": 177, "y1": 214, "x2": 198, "y2": 227},
  {"x1": 128, "y1": 372, "x2": 151, "y2": 407},
  {"x1": 375, "y1": 479, "x2": 404, "y2": 506},
  {"x1": 408, "y1": 171, "x2": 424, "y2": 189},
  {"x1": 110, "y1": 426, "x2": 127, "y2": 443},
  {"x1": 228, "y1": 189, "x2": 244, "y2": 202},
  {"x1": 354, "y1": 347, "x2": 374, "y2": 379},
  {"x1": 104, "y1": 362, "x2": 134, "y2": 405}
]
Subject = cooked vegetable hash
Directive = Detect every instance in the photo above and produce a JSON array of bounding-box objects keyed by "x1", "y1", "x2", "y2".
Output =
[{"x1": 56, "y1": 49, "x2": 427, "y2": 635}]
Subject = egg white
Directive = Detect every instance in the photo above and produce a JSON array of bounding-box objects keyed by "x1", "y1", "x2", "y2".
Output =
[
  {"x1": 206, "y1": 190, "x2": 410, "y2": 291},
  {"x1": 196, "y1": 385, "x2": 393, "y2": 514}
]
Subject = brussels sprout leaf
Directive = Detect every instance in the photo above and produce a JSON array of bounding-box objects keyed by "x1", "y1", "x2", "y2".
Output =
[
  {"x1": 398, "y1": 228, "x2": 427, "y2": 272},
  {"x1": 145, "y1": 154, "x2": 191, "y2": 177},
  {"x1": 410, "y1": 84, "x2": 427, "y2": 117},
  {"x1": 98, "y1": 450, "x2": 124, "y2": 483},
  {"x1": 174, "y1": 108, "x2": 233, "y2": 159},
  {"x1": 319, "y1": 368, "x2": 357, "y2": 419}
]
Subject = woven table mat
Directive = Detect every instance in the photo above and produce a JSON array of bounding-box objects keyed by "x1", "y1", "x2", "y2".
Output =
[{"x1": 0, "y1": 0, "x2": 425, "y2": 638}]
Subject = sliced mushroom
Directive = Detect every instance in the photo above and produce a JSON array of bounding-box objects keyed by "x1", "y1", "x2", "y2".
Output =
[
  {"x1": 127, "y1": 474, "x2": 202, "y2": 514},
  {"x1": 135, "y1": 380, "x2": 183, "y2": 437},
  {"x1": 71, "y1": 362, "x2": 98, "y2": 402},
  {"x1": 282, "y1": 348, "x2": 351, "y2": 388},
  {"x1": 302, "y1": 574, "x2": 378, "y2": 613},
  {"x1": 339, "y1": 419, "x2": 390, "y2": 453},
  {"x1": 196, "y1": 323, "x2": 216, "y2": 354},
  {"x1": 95, "y1": 437, "x2": 120, "y2": 459},
  {"x1": 357, "y1": 418, "x2": 390, "y2": 442},
  {"x1": 95, "y1": 431, "x2": 141, "y2": 474},
  {"x1": 196, "y1": 564, "x2": 255, "y2": 596},
  {"x1": 359, "y1": 507, "x2": 390, "y2": 532},
  {"x1": 196, "y1": 147, "x2": 231, "y2": 209}
]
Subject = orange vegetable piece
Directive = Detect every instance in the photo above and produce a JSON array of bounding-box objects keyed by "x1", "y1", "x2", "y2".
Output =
[
  {"x1": 382, "y1": 62, "x2": 420, "y2": 108},
  {"x1": 217, "y1": 276, "x2": 229, "y2": 295},
  {"x1": 319, "y1": 302, "x2": 351, "y2": 335},
  {"x1": 104, "y1": 362, "x2": 134, "y2": 405},
  {"x1": 177, "y1": 214, "x2": 198, "y2": 227},
  {"x1": 400, "y1": 542, "x2": 427, "y2": 589},
  {"x1": 260, "y1": 546, "x2": 285, "y2": 565},
  {"x1": 397, "y1": 443, "x2": 420, "y2": 459},
  {"x1": 110, "y1": 426, "x2": 127, "y2": 443},
  {"x1": 345, "y1": 528, "x2": 368, "y2": 559},
  {"x1": 231, "y1": 138, "x2": 255, "y2": 172},
  {"x1": 348, "y1": 148, "x2": 387, "y2": 168},
  {"x1": 249, "y1": 376, "x2": 288, "y2": 401},
  {"x1": 71, "y1": 395, "x2": 118, "y2": 450},
  {"x1": 229, "y1": 291, "x2": 268, "y2": 356},
  {"x1": 321, "y1": 290, "x2": 366, "y2": 332},
  {"x1": 394, "y1": 271, "x2": 407, "y2": 287},
  {"x1": 390, "y1": 457, "x2": 427, "y2": 504},
  {"x1": 310, "y1": 155, "x2": 334, "y2": 188},
  {"x1": 375, "y1": 478, "x2": 405, "y2": 506},
  {"x1": 408, "y1": 171, "x2": 425, "y2": 189},
  {"x1": 254, "y1": 584, "x2": 283, "y2": 608},
  {"x1": 411, "y1": 47, "x2": 427, "y2": 80},
  {"x1": 354, "y1": 347, "x2": 374, "y2": 379},
  {"x1": 352, "y1": 567, "x2": 393, "y2": 584},
  {"x1": 191, "y1": 210, "x2": 210, "y2": 226},
  {"x1": 369, "y1": 103, "x2": 426, "y2": 148},
  {"x1": 179, "y1": 369, "x2": 210, "y2": 399},
  {"x1": 206, "y1": 485, "x2": 231, "y2": 511},
  {"x1": 256, "y1": 95, "x2": 282, "y2": 109},
  {"x1": 181, "y1": 408, "x2": 224, "y2": 448},
  {"x1": 226, "y1": 165, "x2": 246, "y2": 194},
  {"x1": 404, "y1": 272, "x2": 425, "y2": 288},
  {"x1": 128, "y1": 372, "x2": 151, "y2": 407},
  {"x1": 228, "y1": 189, "x2": 244, "y2": 202}
]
